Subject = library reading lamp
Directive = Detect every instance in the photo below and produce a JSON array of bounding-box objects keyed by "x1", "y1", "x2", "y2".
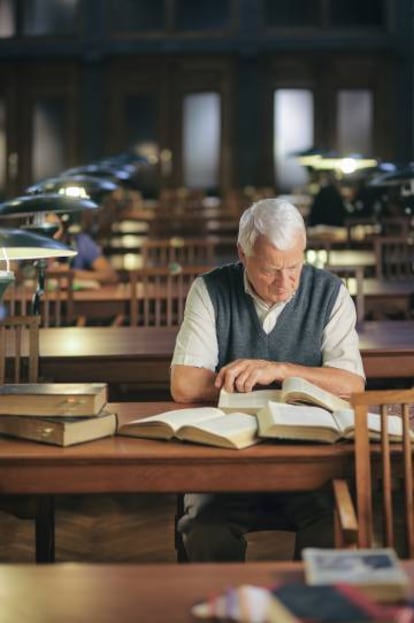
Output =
[{"x1": 0, "y1": 193, "x2": 98, "y2": 314}]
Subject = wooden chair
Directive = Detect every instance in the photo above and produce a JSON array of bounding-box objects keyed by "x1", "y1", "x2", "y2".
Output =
[
  {"x1": 0, "y1": 314, "x2": 54, "y2": 563},
  {"x1": 373, "y1": 236, "x2": 414, "y2": 280},
  {"x1": 141, "y1": 237, "x2": 216, "y2": 268},
  {"x1": 325, "y1": 264, "x2": 365, "y2": 325},
  {"x1": 41, "y1": 269, "x2": 78, "y2": 327},
  {"x1": 344, "y1": 216, "x2": 380, "y2": 246},
  {"x1": 0, "y1": 315, "x2": 40, "y2": 382},
  {"x1": 129, "y1": 265, "x2": 212, "y2": 327},
  {"x1": 333, "y1": 389, "x2": 414, "y2": 558}
]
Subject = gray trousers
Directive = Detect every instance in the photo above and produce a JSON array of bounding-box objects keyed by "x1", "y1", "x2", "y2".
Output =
[{"x1": 178, "y1": 489, "x2": 334, "y2": 562}]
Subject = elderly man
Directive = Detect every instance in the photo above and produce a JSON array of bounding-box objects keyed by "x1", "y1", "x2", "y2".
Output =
[{"x1": 171, "y1": 197, "x2": 365, "y2": 562}]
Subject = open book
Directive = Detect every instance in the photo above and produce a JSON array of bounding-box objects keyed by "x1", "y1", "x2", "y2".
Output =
[
  {"x1": 117, "y1": 407, "x2": 259, "y2": 449},
  {"x1": 218, "y1": 376, "x2": 350, "y2": 414},
  {"x1": 256, "y1": 401, "x2": 413, "y2": 444}
]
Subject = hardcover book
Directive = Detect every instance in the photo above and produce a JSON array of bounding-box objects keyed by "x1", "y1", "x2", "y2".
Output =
[
  {"x1": 0, "y1": 383, "x2": 108, "y2": 417},
  {"x1": 218, "y1": 376, "x2": 350, "y2": 414},
  {"x1": 117, "y1": 406, "x2": 260, "y2": 449},
  {"x1": 0, "y1": 409, "x2": 117, "y2": 446},
  {"x1": 255, "y1": 401, "x2": 411, "y2": 444},
  {"x1": 303, "y1": 547, "x2": 410, "y2": 603}
]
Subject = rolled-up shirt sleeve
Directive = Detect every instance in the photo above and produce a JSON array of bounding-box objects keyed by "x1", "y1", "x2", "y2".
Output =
[
  {"x1": 171, "y1": 277, "x2": 218, "y2": 371},
  {"x1": 321, "y1": 283, "x2": 365, "y2": 379}
]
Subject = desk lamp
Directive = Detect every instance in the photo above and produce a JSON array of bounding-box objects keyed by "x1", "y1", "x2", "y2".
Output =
[
  {"x1": 61, "y1": 163, "x2": 134, "y2": 182},
  {"x1": 0, "y1": 227, "x2": 77, "y2": 302},
  {"x1": 25, "y1": 175, "x2": 118, "y2": 200},
  {"x1": 0, "y1": 193, "x2": 98, "y2": 314}
]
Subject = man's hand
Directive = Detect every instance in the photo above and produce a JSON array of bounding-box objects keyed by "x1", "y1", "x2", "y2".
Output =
[{"x1": 215, "y1": 359, "x2": 284, "y2": 393}]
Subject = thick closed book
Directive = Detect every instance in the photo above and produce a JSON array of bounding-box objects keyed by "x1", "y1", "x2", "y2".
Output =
[
  {"x1": 0, "y1": 409, "x2": 117, "y2": 446},
  {"x1": 0, "y1": 383, "x2": 108, "y2": 417},
  {"x1": 117, "y1": 406, "x2": 260, "y2": 449},
  {"x1": 256, "y1": 401, "x2": 413, "y2": 444},
  {"x1": 303, "y1": 547, "x2": 410, "y2": 603}
]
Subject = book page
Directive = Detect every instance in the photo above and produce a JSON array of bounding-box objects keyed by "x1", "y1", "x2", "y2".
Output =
[
  {"x1": 281, "y1": 377, "x2": 351, "y2": 411},
  {"x1": 176, "y1": 413, "x2": 259, "y2": 449},
  {"x1": 121, "y1": 407, "x2": 224, "y2": 435},
  {"x1": 257, "y1": 402, "x2": 341, "y2": 442},
  {"x1": 218, "y1": 388, "x2": 283, "y2": 414},
  {"x1": 331, "y1": 409, "x2": 355, "y2": 434}
]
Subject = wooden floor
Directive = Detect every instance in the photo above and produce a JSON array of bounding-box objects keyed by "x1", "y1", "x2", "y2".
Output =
[{"x1": 0, "y1": 494, "x2": 295, "y2": 563}]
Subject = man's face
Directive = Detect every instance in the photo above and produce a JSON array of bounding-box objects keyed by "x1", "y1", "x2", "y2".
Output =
[{"x1": 238, "y1": 234, "x2": 304, "y2": 305}]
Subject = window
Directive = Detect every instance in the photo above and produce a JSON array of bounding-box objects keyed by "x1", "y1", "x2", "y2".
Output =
[
  {"x1": 175, "y1": 0, "x2": 231, "y2": 32},
  {"x1": 265, "y1": 0, "x2": 319, "y2": 28},
  {"x1": 32, "y1": 98, "x2": 66, "y2": 182},
  {"x1": 23, "y1": 0, "x2": 79, "y2": 36},
  {"x1": 106, "y1": 0, "x2": 165, "y2": 33},
  {"x1": 273, "y1": 89, "x2": 314, "y2": 192},
  {"x1": 337, "y1": 89, "x2": 373, "y2": 154},
  {"x1": 182, "y1": 92, "x2": 221, "y2": 190},
  {"x1": 0, "y1": 0, "x2": 14, "y2": 37}
]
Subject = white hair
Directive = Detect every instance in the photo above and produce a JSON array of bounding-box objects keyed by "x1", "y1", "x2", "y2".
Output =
[{"x1": 237, "y1": 197, "x2": 307, "y2": 256}]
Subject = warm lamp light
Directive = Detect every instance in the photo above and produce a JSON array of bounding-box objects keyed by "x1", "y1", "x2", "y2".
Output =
[
  {"x1": 0, "y1": 193, "x2": 98, "y2": 218},
  {"x1": 25, "y1": 175, "x2": 118, "y2": 199}
]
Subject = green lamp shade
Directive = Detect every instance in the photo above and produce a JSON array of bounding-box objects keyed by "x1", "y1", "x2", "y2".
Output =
[
  {"x1": 0, "y1": 227, "x2": 76, "y2": 260},
  {"x1": 369, "y1": 164, "x2": 414, "y2": 187},
  {"x1": 0, "y1": 194, "x2": 98, "y2": 218},
  {"x1": 25, "y1": 175, "x2": 118, "y2": 197}
]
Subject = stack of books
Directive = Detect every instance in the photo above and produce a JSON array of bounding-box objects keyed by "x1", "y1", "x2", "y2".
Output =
[{"x1": 0, "y1": 383, "x2": 117, "y2": 446}]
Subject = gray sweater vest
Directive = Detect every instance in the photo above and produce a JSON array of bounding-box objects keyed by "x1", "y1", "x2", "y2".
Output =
[{"x1": 202, "y1": 262, "x2": 341, "y2": 372}]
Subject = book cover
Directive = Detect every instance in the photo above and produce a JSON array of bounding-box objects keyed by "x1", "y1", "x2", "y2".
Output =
[
  {"x1": 117, "y1": 406, "x2": 260, "y2": 449},
  {"x1": 0, "y1": 383, "x2": 108, "y2": 417},
  {"x1": 0, "y1": 408, "x2": 117, "y2": 446},
  {"x1": 303, "y1": 548, "x2": 410, "y2": 603}
]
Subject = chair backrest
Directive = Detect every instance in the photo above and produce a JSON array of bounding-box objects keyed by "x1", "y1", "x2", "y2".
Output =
[
  {"x1": 344, "y1": 216, "x2": 380, "y2": 245},
  {"x1": 325, "y1": 264, "x2": 365, "y2": 324},
  {"x1": 129, "y1": 265, "x2": 211, "y2": 326},
  {"x1": 381, "y1": 216, "x2": 412, "y2": 237},
  {"x1": 0, "y1": 315, "x2": 40, "y2": 383},
  {"x1": 373, "y1": 235, "x2": 414, "y2": 280},
  {"x1": 41, "y1": 269, "x2": 76, "y2": 327},
  {"x1": 141, "y1": 237, "x2": 216, "y2": 267},
  {"x1": 350, "y1": 389, "x2": 414, "y2": 558}
]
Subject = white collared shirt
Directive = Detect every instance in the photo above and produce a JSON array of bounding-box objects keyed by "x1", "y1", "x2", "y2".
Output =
[{"x1": 172, "y1": 270, "x2": 365, "y2": 378}]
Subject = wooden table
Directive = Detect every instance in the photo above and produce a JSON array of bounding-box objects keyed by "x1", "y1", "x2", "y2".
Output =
[
  {"x1": 0, "y1": 560, "x2": 413, "y2": 622},
  {"x1": 359, "y1": 320, "x2": 414, "y2": 380},
  {"x1": 0, "y1": 401, "x2": 352, "y2": 496},
  {"x1": 38, "y1": 326, "x2": 177, "y2": 392},
  {"x1": 0, "y1": 401, "x2": 353, "y2": 563},
  {"x1": 36, "y1": 322, "x2": 414, "y2": 392}
]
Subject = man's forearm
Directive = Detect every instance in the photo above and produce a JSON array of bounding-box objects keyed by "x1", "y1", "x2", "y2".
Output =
[{"x1": 170, "y1": 364, "x2": 219, "y2": 403}]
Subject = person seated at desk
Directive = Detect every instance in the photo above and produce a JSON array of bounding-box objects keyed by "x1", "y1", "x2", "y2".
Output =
[
  {"x1": 308, "y1": 173, "x2": 348, "y2": 227},
  {"x1": 170, "y1": 197, "x2": 365, "y2": 562},
  {"x1": 47, "y1": 213, "x2": 119, "y2": 285}
]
